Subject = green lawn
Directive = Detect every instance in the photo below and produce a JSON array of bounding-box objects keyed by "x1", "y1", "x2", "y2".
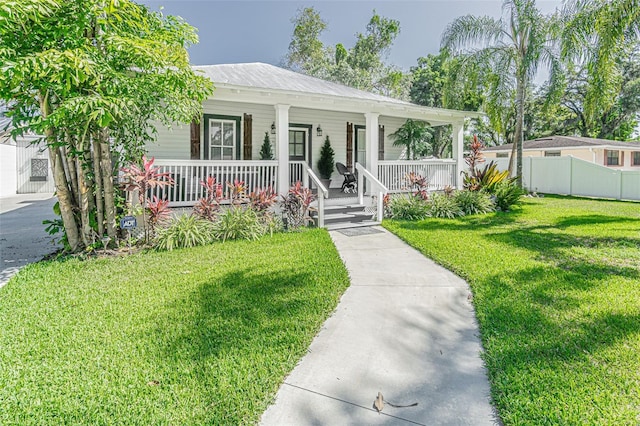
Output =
[
  {"x1": 384, "y1": 196, "x2": 640, "y2": 425},
  {"x1": 0, "y1": 229, "x2": 349, "y2": 425}
]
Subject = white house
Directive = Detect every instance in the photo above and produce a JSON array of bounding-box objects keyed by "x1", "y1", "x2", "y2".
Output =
[{"x1": 147, "y1": 63, "x2": 476, "y2": 207}]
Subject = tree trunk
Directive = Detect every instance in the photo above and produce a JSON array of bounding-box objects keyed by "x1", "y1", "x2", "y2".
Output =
[
  {"x1": 50, "y1": 146, "x2": 81, "y2": 251},
  {"x1": 92, "y1": 136, "x2": 105, "y2": 237},
  {"x1": 39, "y1": 92, "x2": 80, "y2": 251},
  {"x1": 76, "y1": 145, "x2": 93, "y2": 247},
  {"x1": 514, "y1": 72, "x2": 526, "y2": 188},
  {"x1": 99, "y1": 129, "x2": 117, "y2": 240},
  {"x1": 62, "y1": 145, "x2": 79, "y2": 208}
]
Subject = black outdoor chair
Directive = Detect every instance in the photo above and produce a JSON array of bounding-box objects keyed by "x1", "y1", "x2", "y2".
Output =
[{"x1": 336, "y1": 162, "x2": 357, "y2": 193}]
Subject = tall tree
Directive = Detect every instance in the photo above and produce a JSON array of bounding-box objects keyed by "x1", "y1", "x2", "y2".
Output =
[
  {"x1": 0, "y1": 0, "x2": 213, "y2": 251},
  {"x1": 285, "y1": 7, "x2": 409, "y2": 99},
  {"x1": 561, "y1": 0, "x2": 640, "y2": 129},
  {"x1": 441, "y1": 0, "x2": 562, "y2": 186}
]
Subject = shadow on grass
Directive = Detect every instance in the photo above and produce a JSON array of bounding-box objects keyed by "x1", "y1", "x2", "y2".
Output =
[{"x1": 555, "y1": 214, "x2": 640, "y2": 229}]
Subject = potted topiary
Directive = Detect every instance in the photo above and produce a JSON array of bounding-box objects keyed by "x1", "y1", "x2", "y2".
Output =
[
  {"x1": 317, "y1": 135, "x2": 334, "y2": 189},
  {"x1": 259, "y1": 131, "x2": 274, "y2": 160}
]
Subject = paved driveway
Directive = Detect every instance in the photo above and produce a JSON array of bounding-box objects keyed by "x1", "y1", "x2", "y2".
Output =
[{"x1": 0, "y1": 193, "x2": 59, "y2": 287}]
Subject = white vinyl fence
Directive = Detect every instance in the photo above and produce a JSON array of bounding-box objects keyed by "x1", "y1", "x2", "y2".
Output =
[{"x1": 492, "y1": 156, "x2": 640, "y2": 201}]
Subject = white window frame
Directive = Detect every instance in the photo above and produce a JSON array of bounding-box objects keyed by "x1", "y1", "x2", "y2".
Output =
[{"x1": 208, "y1": 118, "x2": 237, "y2": 161}]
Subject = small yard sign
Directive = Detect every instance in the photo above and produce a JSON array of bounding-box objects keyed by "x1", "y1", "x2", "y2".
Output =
[{"x1": 120, "y1": 216, "x2": 137, "y2": 230}]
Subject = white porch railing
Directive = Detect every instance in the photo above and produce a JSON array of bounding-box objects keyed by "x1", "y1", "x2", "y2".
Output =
[
  {"x1": 356, "y1": 162, "x2": 387, "y2": 222},
  {"x1": 378, "y1": 160, "x2": 457, "y2": 192},
  {"x1": 289, "y1": 161, "x2": 309, "y2": 186},
  {"x1": 152, "y1": 160, "x2": 278, "y2": 206},
  {"x1": 306, "y1": 168, "x2": 328, "y2": 227}
]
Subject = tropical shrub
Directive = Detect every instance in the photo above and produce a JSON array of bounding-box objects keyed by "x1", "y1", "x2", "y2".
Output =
[
  {"x1": 453, "y1": 190, "x2": 495, "y2": 215},
  {"x1": 193, "y1": 176, "x2": 224, "y2": 221},
  {"x1": 212, "y1": 207, "x2": 266, "y2": 242},
  {"x1": 249, "y1": 187, "x2": 278, "y2": 213},
  {"x1": 386, "y1": 194, "x2": 431, "y2": 220},
  {"x1": 493, "y1": 181, "x2": 524, "y2": 211},
  {"x1": 154, "y1": 214, "x2": 215, "y2": 251},
  {"x1": 147, "y1": 196, "x2": 172, "y2": 230},
  {"x1": 121, "y1": 155, "x2": 174, "y2": 242},
  {"x1": 404, "y1": 172, "x2": 429, "y2": 200},
  {"x1": 281, "y1": 182, "x2": 316, "y2": 229},
  {"x1": 429, "y1": 193, "x2": 463, "y2": 218},
  {"x1": 462, "y1": 135, "x2": 513, "y2": 192}
]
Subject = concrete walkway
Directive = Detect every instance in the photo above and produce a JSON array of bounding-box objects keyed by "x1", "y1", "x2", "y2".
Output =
[
  {"x1": 261, "y1": 226, "x2": 499, "y2": 425},
  {"x1": 0, "y1": 193, "x2": 59, "y2": 288}
]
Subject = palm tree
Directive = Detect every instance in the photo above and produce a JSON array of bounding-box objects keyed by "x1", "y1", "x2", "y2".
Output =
[
  {"x1": 561, "y1": 0, "x2": 640, "y2": 129},
  {"x1": 441, "y1": 0, "x2": 561, "y2": 187},
  {"x1": 389, "y1": 119, "x2": 434, "y2": 160}
]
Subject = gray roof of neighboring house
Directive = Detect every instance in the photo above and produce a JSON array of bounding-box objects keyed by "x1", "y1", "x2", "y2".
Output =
[
  {"x1": 484, "y1": 135, "x2": 640, "y2": 151},
  {"x1": 193, "y1": 62, "x2": 415, "y2": 106}
]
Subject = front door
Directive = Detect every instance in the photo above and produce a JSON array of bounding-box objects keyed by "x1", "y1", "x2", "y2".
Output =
[
  {"x1": 354, "y1": 125, "x2": 366, "y2": 169},
  {"x1": 289, "y1": 125, "x2": 312, "y2": 186}
]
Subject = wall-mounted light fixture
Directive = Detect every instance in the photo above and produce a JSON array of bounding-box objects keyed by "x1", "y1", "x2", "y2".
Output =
[
  {"x1": 316, "y1": 125, "x2": 323, "y2": 137},
  {"x1": 270, "y1": 122, "x2": 276, "y2": 134}
]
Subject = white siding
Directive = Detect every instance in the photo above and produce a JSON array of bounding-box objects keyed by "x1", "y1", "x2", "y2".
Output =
[
  {"x1": 0, "y1": 142, "x2": 17, "y2": 197},
  {"x1": 16, "y1": 139, "x2": 55, "y2": 194},
  {"x1": 147, "y1": 99, "x2": 439, "y2": 187}
]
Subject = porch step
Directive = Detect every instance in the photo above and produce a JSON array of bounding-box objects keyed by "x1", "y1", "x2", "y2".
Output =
[{"x1": 312, "y1": 204, "x2": 377, "y2": 230}]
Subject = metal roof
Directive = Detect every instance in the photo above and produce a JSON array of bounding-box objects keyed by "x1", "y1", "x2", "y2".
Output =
[
  {"x1": 484, "y1": 136, "x2": 640, "y2": 151},
  {"x1": 194, "y1": 63, "x2": 414, "y2": 106}
]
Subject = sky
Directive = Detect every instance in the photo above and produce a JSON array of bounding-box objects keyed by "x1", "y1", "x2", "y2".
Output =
[{"x1": 139, "y1": 0, "x2": 563, "y2": 72}]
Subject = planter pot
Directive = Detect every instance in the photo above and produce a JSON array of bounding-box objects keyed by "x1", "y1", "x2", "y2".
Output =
[{"x1": 319, "y1": 178, "x2": 331, "y2": 190}]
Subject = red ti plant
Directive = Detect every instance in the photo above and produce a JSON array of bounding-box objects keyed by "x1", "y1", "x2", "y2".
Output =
[
  {"x1": 249, "y1": 186, "x2": 278, "y2": 213},
  {"x1": 121, "y1": 155, "x2": 174, "y2": 242},
  {"x1": 405, "y1": 172, "x2": 429, "y2": 200},
  {"x1": 226, "y1": 179, "x2": 247, "y2": 205},
  {"x1": 147, "y1": 196, "x2": 172, "y2": 230},
  {"x1": 194, "y1": 176, "x2": 223, "y2": 221},
  {"x1": 465, "y1": 134, "x2": 485, "y2": 173}
]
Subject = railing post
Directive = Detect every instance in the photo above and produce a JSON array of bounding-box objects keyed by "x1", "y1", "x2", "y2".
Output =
[
  {"x1": 377, "y1": 191, "x2": 384, "y2": 221},
  {"x1": 357, "y1": 164, "x2": 364, "y2": 205},
  {"x1": 318, "y1": 195, "x2": 324, "y2": 227}
]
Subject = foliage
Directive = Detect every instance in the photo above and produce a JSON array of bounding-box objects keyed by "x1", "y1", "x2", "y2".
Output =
[
  {"x1": 281, "y1": 181, "x2": 316, "y2": 229},
  {"x1": 442, "y1": 0, "x2": 562, "y2": 186},
  {"x1": 248, "y1": 187, "x2": 278, "y2": 213},
  {"x1": 211, "y1": 207, "x2": 266, "y2": 242},
  {"x1": 0, "y1": 230, "x2": 349, "y2": 424},
  {"x1": 193, "y1": 176, "x2": 223, "y2": 221},
  {"x1": 561, "y1": 0, "x2": 640, "y2": 128},
  {"x1": 121, "y1": 156, "x2": 174, "y2": 243},
  {"x1": 428, "y1": 192, "x2": 464, "y2": 218},
  {"x1": 226, "y1": 179, "x2": 247, "y2": 205},
  {"x1": 285, "y1": 7, "x2": 408, "y2": 98},
  {"x1": 386, "y1": 194, "x2": 431, "y2": 220},
  {"x1": 259, "y1": 131, "x2": 274, "y2": 160},
  {"x1": 492, "y1": 181, "x2": 524, "y2": 211},
  {"x1": 316, "y1": 135, "x2": 335, "y2": 180},
  {"x1": 154, "y1": 214, "x2": 215, "y2": 251},
  {"x1": 0, "y1": 0, "x2": 213, "y2": 252},
  {"x1": 389, "y1": 119, "x2": 434, "y2": 160},
  {"x1": 465, "y1": 161, "x2": 512, "y2": 193},
  {"x1": 42, "y1": 201, "x2": 70, "y2": 251},
  {"x1": 384, "y1": 196, "x2": 640, "y2": 424},
  {"x1": 146, "y1": 196, "x2": 172, "y2": 230},
  {"x1": 404, "y1": 172, "x2": 429, "y2": 200},
  {"x1": 453, "y1": 190, "x2": 495, "y2": 215}
]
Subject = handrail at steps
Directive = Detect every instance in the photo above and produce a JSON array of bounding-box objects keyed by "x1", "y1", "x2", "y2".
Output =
[
  {"x1": 306, "y1": 168, "x2": 328, "y2": 227},
  {"x1": 355, "y1": 162, "x2": 388, "y2": 222}
]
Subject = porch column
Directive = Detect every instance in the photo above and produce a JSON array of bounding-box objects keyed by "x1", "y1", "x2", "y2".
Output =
[
  {"x1": 275, "y1": 104, "x2": 290, "y2": 195},
  {"x1": 452, "y1": 121, "x2": 465, "y2": 189},
  {"x1": 364, "y1": 112, "x2": 379, "y2": 179}
]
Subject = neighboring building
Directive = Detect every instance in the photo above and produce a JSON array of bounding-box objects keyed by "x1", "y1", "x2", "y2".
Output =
[
  {"x1": 148, "y1": 62, "x2": 475, "y2": 201},
  {"x1": 0, "y1": 114, "x2": 55, "y2": 197},
  {"x1": 484, "y1": 136, "x2": 640, "y2": 170}
]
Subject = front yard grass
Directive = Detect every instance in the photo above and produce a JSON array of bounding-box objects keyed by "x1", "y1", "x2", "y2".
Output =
[
  {"x1": 0, "y1": 229, "x2": 349, "y2": 425},
  {"x1": 384, "y1": 196, "x2": 640, "y2": 425}
]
